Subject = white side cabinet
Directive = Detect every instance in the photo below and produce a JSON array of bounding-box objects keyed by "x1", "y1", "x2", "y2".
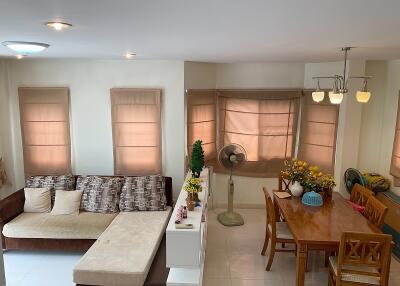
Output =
[{"x1": 166, "y1": 168, "x2": 209, "y2": 286}]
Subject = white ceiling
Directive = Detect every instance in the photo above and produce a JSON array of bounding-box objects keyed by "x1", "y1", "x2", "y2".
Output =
[{"x1": 1, "y1": 0, "x2": 400, "y2": 62}]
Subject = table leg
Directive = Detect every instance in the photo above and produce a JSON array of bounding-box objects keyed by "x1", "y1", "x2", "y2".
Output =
[{"x1": 296, "y1": 243, "x2": 307, "y2": 286}]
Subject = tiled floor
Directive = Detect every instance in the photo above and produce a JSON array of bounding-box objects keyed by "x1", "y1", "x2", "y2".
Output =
[
  {"x1": 204, "y1": 209, "x2": 400, "y2": 286},
  {"x1": 2, "y1": 208, "x2": 400, "y2": 286}
]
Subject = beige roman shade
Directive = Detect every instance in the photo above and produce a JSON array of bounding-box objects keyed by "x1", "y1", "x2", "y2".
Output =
[
  {"x1": 19, "y1": 87, "x2": 71, "y2": 176},
  {"x1": 111, "y1": 88, "x2": 161, "y2": 175},
  {"x1": 298, "y1": 91, "x2": 339, "y2": 174},
  {"x1": 187, "y1": 89, "x2": 217, "y2": 164},
  {"x1": 217, "y1": 89, "x2": 301, "y2": 177},
  {"x1": 390, "y1": 92, "x2": 400, "y2": 186}
]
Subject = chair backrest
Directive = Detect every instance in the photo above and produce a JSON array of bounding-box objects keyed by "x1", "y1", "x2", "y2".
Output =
[
  {"x1": 364, "y1": 196, "x2": 388, "y2": 228},
  {"x1": 278, "y1": 174, "x2": 290, "y2": 192},
  {"x1": 337, "y1": 232, "x2": 392, "y2": 286},
  {"x1": 262, "y1": 187, "x2": 276, "y2": 238},
  {"x1": 350, "y1": 183, "x2": 374, "y2": 207}
]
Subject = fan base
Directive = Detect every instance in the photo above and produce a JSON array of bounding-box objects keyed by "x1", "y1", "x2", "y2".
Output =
[{"x1": 217, "y1": 211, "x2": 244, "y2": 226}]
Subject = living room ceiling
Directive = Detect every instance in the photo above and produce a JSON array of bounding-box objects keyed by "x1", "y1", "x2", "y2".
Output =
[{"x1": 1, "y1": 0, "x2": 400, "y2": 62}]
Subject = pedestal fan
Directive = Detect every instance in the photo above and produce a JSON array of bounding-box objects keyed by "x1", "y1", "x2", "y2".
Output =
[{"x1": 217, "y1": 144, "x2": 247, "y2": 226}]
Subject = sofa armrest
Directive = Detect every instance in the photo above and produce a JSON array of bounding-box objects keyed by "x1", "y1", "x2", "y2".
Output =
[{"x1": 0, "y1": 188, "x2": 25, "y2": 248}]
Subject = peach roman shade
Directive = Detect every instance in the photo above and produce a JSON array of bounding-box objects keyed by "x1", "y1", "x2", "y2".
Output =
[
  {"x1": 111, "y1": 88, "x2": 161, "y2": 175},
  {"x1": 218, "y1": 89, "x2": 301, "y2": 177},
  {"x1": 187, "y1": 89, "x2": 217, "y2": 163},
  {"x1": 298, "y1": 91, "x2": 339, "y2": 174},
  {"x1": 390, "y1": 93, "x2": 400, "y2": 186},
  {"x1": 19, "y1": 87, "x2": 71, "y2": 176}
]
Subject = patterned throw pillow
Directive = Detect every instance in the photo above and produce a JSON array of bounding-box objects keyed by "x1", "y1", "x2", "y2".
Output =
[
  {"x1": 25, "y1": 175, "x2": 75, "y2": 206},
  {"x1": 119, "y1": 175, "x2": 167, "y2": 211},
  {"x1": 77, "y1": 176, "x2": 122, "y2": 213}
]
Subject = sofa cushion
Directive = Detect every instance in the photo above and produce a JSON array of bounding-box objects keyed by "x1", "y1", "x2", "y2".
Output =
[
  {"x1": 73, "y1": 207, "x2": 172, "y2": 286},
  {"x1": 3, "y1": 212, "x2": 117, "y2": 239},
  {"x1": 51, "y1": 190, "x2": 83, "y2": 215},
  {"x1": 25, "y1": 175, "x2": 75, "y2": 206},
  {"x1": 77, "y1": 176, "x2": 122, "y2": 213},
  {"x1": 119, "y1": 175, "x2": 167, "y2": 211},
  {"x1": 23, "y1": 188, "x2": 51, "y2": 213}
]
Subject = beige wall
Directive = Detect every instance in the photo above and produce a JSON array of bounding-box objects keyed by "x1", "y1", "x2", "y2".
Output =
[
  {"x1": 358, "y1": 60, "x2": 400, "y2": 195},
  {"x1": 0, "y1": 60, "x2": 16, "y2": 198},
  {"x1": 4, "y1": 59, "x2": 186, "y2": 198}
]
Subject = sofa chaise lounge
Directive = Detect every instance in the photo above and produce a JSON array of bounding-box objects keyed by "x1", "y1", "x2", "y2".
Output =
[{"x1": 0, "y1": 175, "x2": 173, "y2": 286}]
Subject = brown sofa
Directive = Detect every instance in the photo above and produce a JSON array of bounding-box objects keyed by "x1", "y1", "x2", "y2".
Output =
[{"x1": 0, "y1": 176, "x2": 173, "y2": 286}]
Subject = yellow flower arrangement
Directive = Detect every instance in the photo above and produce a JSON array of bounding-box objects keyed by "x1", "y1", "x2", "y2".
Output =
[
  {"x1": 281, "y1": 158, "x2": 336, "y2": 193},
  {"x1": 184, "y1": 177, "x2": 202, "y2": 194}
]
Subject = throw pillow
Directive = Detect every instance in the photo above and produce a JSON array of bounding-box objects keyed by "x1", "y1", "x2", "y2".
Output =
[
  {"x1": 51, "y1": 190, "x2": 83, "y2": 215},
  {"x1": 25, "y1": 175, "x2": 75, "y2": 206},
  {"x1": 77, "y1": 176, "x2": 122, "y2": 213},
  {"x1": 24, "y1": 188, "x2": 51, "y2": 213},
  {"x1": 119, "y1": 175, "x2": 167, "y2": 211}
]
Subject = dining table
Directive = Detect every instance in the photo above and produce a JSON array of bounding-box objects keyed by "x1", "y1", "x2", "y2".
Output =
[{"x1": 273, "y1": 192, "x2": 383, "y2": 286}]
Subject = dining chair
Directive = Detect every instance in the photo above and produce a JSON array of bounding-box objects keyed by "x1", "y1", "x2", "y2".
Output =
[
  {"x1": 328, "y1": 231, "x2": 392, "y2": 286},
  {"x1": 350, "y1": 184, "x2": 374, "y2": 207},
  {"x1": 363, "y1": 196, "x2": 388, "y2": 228},
  {"x1": 261, "y1": 187, "x2": 296, "y2": 271}
]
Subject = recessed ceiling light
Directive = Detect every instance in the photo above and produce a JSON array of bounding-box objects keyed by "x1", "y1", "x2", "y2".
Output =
[
  {"x1": 125, "y1": 53, "x2": 136, "y2": 59},
  {"x1": 2, "y1": 41, "x2": 50, "y2": 54},
  {"x1": 45, "y1": 21, "x2": 72, "y2": 31},
  {"x1": 15, "y1": 54, "x2": 26, "y2": 59}
]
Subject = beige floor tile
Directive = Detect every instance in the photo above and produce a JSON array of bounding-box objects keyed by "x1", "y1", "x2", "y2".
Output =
[
  {"x1": 203, "y1": 278, "x2": 232, "y2": 286},
  {"x1": 231, "y1": 277, "x2": 284, "y2": 286},
  {"x1": 204, "y1": 250, "x2": 231, "y2": 278}
]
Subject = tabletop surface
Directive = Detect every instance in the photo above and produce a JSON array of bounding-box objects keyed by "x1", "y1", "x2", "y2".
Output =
[{"x1": 274, "y1": 192, "x2": 381, "y2": 245}]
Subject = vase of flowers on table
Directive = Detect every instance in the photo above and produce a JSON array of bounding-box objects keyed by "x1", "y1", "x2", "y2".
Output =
[
  {"x1": 281, "y1": 158, "x2": 336, "y2": 200},
  {"x1": 184, "y1": 177, "x2": 202, "y2": 211}
]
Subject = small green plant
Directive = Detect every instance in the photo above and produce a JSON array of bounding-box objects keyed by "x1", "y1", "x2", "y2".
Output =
[{"x1": 190, "y1": 140, "x2": 205, "y2": 178}]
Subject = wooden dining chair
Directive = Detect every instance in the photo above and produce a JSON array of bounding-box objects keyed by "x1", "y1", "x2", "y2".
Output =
[
  {"x1": 328, "y1": 231, "x2": 392, "y2": 286},
  {"x1": 363, "y1": 196, "x2": 388, "y2": 228},
  {"x1": 261, "y1": 187, "x2": 296, "y2": 271},
  {"x1": 350, "y1": 184, "x2": 374, "y2": 207}
]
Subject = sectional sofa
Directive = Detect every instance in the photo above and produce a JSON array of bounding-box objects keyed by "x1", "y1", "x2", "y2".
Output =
[{"x1": 0, "y1": 174, "x2": 173, "y2": 286}]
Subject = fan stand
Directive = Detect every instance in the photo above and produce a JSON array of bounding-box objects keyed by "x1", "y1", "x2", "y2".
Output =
[{"x1": 217, "y1": 171, "x2": 244, "y2": 226}]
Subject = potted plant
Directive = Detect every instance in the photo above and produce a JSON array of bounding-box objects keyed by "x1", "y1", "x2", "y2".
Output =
[
  {"x1": 190, "y1": 140, "x2": 205, "y2": 178},
  {"x1": 184, "y1": 177, "x2": 202, "y2": 211},
  {"x1": 281, "y1": 158, "x2": 308, "y2": 196}
]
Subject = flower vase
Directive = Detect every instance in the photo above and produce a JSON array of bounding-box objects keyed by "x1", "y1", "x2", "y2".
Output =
[
  {"x1": 290, "y1": 181, "x2": 303, "y2": 197},
  {"x1": 187, "y1": 200, "x2": 195, "y2": 211}
]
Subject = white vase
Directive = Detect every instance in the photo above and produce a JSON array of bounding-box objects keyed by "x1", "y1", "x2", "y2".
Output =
[{"x1": 290, "y1": 181, "x2": 303, "y2": 197}]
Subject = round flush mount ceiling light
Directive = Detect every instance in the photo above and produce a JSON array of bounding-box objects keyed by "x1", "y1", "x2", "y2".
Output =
[
  {"x1": 2, "y1": 41, "x2": 50, "y2": 54},
  {"x1": 125, "y1": 53, "x2": 136, "y2": 59},
  {"x1": 45, "y1": 21, "x2": 72, "y2": 31}
]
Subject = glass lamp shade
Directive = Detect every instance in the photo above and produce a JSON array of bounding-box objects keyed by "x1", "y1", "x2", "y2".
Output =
[
  {"x1": 312, "y1": 91, "x2": 325, "y2": 102},
  {"x1": 356, "y1": 91, "x2": 371, "y2": 103},
  {"x1": 328, "y1": 91, "x2": 344, "y2": 104}
]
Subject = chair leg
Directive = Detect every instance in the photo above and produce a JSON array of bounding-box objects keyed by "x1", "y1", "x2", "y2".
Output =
[
  {"x1": 282, "y1": 242, "x2": 286, "y2": 248},
  {"x1": 261, "y1": 230, "x2": 269, "y2": 256},
  {"x1": 305, "y1": 251, "x2": 309, "y2": 272},
  {"x1": 266, "y1": 239, "x2": 276, "y2": 271}
]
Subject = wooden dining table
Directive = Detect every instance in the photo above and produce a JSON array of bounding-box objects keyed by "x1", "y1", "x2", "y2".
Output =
[{"x1": 273, "y1": 192, "x2": 382, "y2": 286}]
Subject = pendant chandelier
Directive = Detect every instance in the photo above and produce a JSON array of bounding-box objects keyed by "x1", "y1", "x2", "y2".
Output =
[{"x1": 312, "y1": 47, "x2": 372, "y2": 104}]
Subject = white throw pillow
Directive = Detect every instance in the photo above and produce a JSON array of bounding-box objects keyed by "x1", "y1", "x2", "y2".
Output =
[
  {"x1": 51, "y1": 190, "x2": 83, "y2": 215},
  {"x1": 24, "y1": 188, "x2": 51, "y2": 213}
]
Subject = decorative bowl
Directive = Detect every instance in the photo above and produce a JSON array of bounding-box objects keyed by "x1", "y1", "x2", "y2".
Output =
[{"x1": 301, "y1": 191, "x2": 323, "y2": 207}]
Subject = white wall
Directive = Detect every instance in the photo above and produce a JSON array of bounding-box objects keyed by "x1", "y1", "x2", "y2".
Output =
[
  {"x1": 358, "y1": 60, "x2": 400, "y2": 195},
  {"x1": 5, "y1": 59, "x2": 185, "y2": 198},
  {"x1": 0, "y1": 60, "x2": 16, "y2": 199},
  {"x1": 214, "y1": 63, "x2": 305, "y2": 208}
]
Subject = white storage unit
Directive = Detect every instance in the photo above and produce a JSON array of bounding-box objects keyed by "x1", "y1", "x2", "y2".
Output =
[{"x1": 166, "y1": 168, "x2": 209, "y2": 286}]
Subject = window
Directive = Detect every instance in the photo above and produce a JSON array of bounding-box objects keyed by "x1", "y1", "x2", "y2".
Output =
[
  {"x1": 110, "y1": 88, "x2": 161, "y2": 175},
  {"x1": 218, "y1": 90, "x2": 301, "y2": 177},
  {"x1": 390, "y1": 93, "x2": 400, "y2": 186},
  {"x1": 187, "y1": 90, "x2": 217, "y2": 163},
  {"x1": 298, "y1": 91, "x2": 339, "y2": 174},
  {"x1": 19, "y1": 87, "x2": 71, "y2": 176}
]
